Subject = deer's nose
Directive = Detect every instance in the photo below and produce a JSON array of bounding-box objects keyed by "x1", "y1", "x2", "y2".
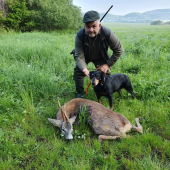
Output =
[{"x1": 67, "y1": 139, "x2": 73, "y2": 142}]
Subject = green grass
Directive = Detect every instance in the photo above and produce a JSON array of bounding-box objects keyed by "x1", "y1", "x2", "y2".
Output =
[{"x1": 0, "y1": 23, "x2": 170, "y2": 169}]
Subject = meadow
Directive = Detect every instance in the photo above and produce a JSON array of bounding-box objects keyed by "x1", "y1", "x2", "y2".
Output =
[{"x1": 0, "y1": 23, "x2": 170, "y2": 170}]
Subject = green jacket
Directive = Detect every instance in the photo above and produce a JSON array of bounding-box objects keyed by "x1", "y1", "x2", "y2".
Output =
[{"x1": 74, "y1": 25, "x2": 124, "y2": 70}]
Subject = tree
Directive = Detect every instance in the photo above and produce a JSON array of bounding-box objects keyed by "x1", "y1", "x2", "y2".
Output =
[
  {"x1": 165, "y1": 21, "x2": 170, "y2": 25},
  {"x1": 150, "y1": 20, "x2": 162, "y2": 25},
  {"x1": 26, "y1": 0, "x2": 83, "y2": 31},
  {"x1": 2, "y1": 0, "x2": 83, "y2": 31},
  {"x1": 3, "y1": 0, "x2": 34, "y2": 31}
]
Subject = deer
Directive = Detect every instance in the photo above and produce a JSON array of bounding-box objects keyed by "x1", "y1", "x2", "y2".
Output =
[{"x1": 48, "y1": 98, "x2": 143, "y2": 142}]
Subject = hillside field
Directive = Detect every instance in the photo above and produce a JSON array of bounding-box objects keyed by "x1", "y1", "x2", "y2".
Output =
[{"x1": 0, "y1": 23, "x2": 170, "y2": 169}]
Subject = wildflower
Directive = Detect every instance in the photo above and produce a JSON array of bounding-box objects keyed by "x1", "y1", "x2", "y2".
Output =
[
  {"x1": 89, "y1": 120, "x2": 92, "y2": 123},
  {"x1": 75, "y1": 122, "x2": 79, "y2": 125},
  {"x1": 74, "y1": 111, "x2": 79, "y2": 116},
  {"x1": 23, "y1": 110, "x2": 27, "y2": 113},
  {"x1": 28, "y1": 65, "x2": 30, "y2": 67}
]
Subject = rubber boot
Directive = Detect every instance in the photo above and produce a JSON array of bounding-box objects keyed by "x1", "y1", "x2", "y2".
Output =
[{"x1": 77, "y1": 94, "x2": 83, "y2": 98}]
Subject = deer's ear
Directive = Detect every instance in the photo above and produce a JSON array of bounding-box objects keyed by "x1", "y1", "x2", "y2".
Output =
[
  {"x1": 69, "y1": 116, "x2": 77, "y2": 124},
  {"x1": 48, "y1": 118, "x2": 62, "y2": 128}
]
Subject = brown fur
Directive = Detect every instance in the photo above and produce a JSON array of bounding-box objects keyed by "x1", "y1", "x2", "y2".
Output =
[{"x1": 55, "y1": 98, "x2": 143, "y2": 141}]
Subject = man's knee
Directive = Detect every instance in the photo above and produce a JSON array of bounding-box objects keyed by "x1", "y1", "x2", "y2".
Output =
[
  {"x1": 73, "y1": 66, "x2": 85, "y2": 79},
  {"x1": 73, "y1": 67, "x2": 85, "y2": 94}
]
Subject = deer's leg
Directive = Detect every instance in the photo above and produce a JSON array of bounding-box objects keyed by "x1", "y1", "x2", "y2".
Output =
[
  {"x1": 98, "y1": 135, "x2": 121, "y2": 142},
  {"x1": 131, "y1": 118, "x2": 143, "y2": 134},
  {"x1": 98, "y1": 132, "x2": 132, "y2": 141}
]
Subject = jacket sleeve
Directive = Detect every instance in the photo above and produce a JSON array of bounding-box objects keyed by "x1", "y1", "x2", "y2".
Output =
[
  {"x1": 107, "y1": 32, "x2": 124, "y2": 67},
  {"x1": 74, "y1": 35, "x2": 87, "y2": 70}
]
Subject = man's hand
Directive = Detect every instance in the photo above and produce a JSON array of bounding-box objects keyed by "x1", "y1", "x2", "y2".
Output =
[
  {"x1": 97, "y1": 64, "x2": 109, "y2": 74},
  {"x1": 82, "y1": 68, "x2": 90, "y2": 78}
]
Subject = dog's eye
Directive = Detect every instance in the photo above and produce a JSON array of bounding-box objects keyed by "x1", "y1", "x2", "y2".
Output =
[{"x1": 95, "y1": 74, "x2": 99, "y2": 78}]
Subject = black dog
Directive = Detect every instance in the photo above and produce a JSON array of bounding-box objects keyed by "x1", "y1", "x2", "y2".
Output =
[{"x1": 89, "y1": 71, "x2": 135, "y2": 110}]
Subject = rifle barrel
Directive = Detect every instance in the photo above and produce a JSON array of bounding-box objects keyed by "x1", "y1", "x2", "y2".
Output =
[{"x1": 100, "y1": 5, "x2": 113, "y2": 22}]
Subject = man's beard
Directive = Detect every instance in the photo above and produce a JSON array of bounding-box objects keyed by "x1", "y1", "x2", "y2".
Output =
[{"x1": 87, "y1": 32, "x2": 97, "y2": 37}]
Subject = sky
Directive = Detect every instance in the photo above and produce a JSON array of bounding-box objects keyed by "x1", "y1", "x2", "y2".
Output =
[{"x1": 72, "y1": 0, "x2": 170, "y2": 15}]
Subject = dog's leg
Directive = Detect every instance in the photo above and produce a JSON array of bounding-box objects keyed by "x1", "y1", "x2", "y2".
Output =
[
  {"x1": 96, "y1": 93, "x2": 102, "y2": 104},
  {"x1": 128, "y1": 90, "x2": 135, "y2": 99},
  {"x1": 98, "y1": 98, "x2": 102, "y2": 104},
  {"x1": 107, "y1": 94, "x2": 113, "y2": 110},
  {"x1": 125, "y1": 88, "x2": 135, "y2": 99},
  {"x1": 124, "y1": 81, "x2": 135, "y2": 99},
  {"x1": 131, "y1": 93, "x2": 135, "y2": 99},
  {"x1": 117, "y1": 89, "x2": 122, "y2": 97}
]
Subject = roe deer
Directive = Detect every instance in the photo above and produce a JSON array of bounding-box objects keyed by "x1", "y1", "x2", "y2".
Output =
[{"x1": 48, "y1": 98, "x2": 142, "y2": 142}]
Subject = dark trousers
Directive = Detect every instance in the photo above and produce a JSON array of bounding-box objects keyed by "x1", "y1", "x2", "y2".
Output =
[{"x1": 73, "y1": 59, "x2": 109, "y2": 94}]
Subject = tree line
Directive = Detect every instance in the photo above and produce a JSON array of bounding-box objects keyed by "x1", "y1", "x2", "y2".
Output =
[
  {"x1": 150, "y1": 20, "x2": 170, "y2": 25},
  {"x1": 0, "y1": 0, "x2": 83, "y2": 32}
]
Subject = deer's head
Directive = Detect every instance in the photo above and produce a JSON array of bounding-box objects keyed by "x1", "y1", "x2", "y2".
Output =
[{"x1": 48, "y1": 100, "x2": 76, "y2": 141}]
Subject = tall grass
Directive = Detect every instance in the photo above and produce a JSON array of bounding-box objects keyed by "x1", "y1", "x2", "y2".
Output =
[{"x1": 0, "y1": 24, "x2": 170, "y2": 169}]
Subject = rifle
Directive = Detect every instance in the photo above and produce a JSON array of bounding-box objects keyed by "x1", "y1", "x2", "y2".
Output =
[
  {"x1": 70, "y1": 5, "x2": 113, "y2": 55},
  {"x1": 100, "y1": 5, "x2": 113, "y2": 22}
]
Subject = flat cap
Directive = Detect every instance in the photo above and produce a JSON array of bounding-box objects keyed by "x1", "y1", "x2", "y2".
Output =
[{"x1": 83, "y1": 10, "x2": 100, "y2": 23}]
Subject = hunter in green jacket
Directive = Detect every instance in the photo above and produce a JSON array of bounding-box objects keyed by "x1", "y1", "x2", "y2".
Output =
[{"x1": 73, "y1": 10, "x2": 124, "y2": 98}]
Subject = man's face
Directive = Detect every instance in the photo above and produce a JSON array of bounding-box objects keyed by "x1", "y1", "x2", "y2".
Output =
[{"x1": 84, "y1": 20, "x2": 101, "y2": 37}]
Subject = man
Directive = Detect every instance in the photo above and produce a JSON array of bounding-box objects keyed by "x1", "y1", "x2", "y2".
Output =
[{"x1": 73, "y1": 10, "x2": 124, "y2": 98}]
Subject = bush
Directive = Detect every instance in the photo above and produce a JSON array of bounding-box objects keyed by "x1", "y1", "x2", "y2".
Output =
[
  {"x1": 26, "y1": 0, "x2": 83, "y2": 31},
  {"x1": 3, "y1": 0, "x2": 34, "y2": 31},
  {"x1": 2, "y1": 0, "x2": 83, "y2": 31},
  {"x1": 0, "y1": 10, "x2": 5, "y2": 26},
  {"x1": 0, "y1": 11, "x2": 5, "y2": 23},
  {"x1": 0, "y1": 11, "x2": 6, "y2": 32},
  {"x1": 164, "y1": 21, "x2": 170, "y2": 25},
  {"x1": 150, "y1": 20, "x2": 162, "y2": 25}
]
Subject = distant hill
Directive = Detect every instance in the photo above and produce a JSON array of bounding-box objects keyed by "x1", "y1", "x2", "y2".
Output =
[{"x1": 99, "y1": 9, "x2": 170, "y2": 23}]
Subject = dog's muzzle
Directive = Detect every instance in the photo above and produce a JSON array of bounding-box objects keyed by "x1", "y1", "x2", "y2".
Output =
[
  {"x1": 91, "y1": 78, "x2": 95, "y2": 86},
  {"x1": 91, "y1": 78, "x2": 99, "y2": 86}
]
